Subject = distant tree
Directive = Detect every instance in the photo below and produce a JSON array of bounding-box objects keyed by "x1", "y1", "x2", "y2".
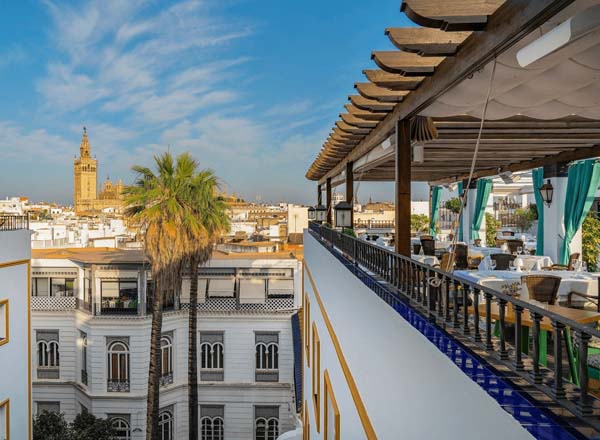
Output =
[
  {"x1": 583, "y1": 212, "x2": 600, "y2": 271},
  {"x1": 513, "y1": 207, "x2": 536, "y2": 232},
  {"x1": 71, "y1": 409, "x2": 116, "y2": 440},
  {"x1": 485, "y1": 213, "x2": 500, "y2": 246},
  {"x1": 444, "y1": 197, "x2": 462, "y2": 214},
  {"x1": 33, "y1": 411, "x2": 72, "y2": 440},
  {"x1": 411, "y1": 214, "x2": 429, "y2": 233}
]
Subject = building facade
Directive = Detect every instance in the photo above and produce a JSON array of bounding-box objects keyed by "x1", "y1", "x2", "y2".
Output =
[
  {"x1": 73, "y1": 128, "x2": 124, "y2": 216},
  {"x1": 30, "y1": 248, "x2": 302, "y2": 439},
  {"x1": 0, "y1": 217, "x2": 32, "y2": 440}
]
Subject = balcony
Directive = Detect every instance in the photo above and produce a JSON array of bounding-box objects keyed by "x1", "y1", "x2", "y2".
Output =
[
  {"x1": 160, "y1": 372, "x2": 173, "y2": 386},
  {"x1": 107, "y1": 379, "x2": 130, "y2": 392},
  {"x1": 181, "y1": 296, "x2": 294, "y2": 313},
  {"x1": 307, "y1": 223, "x2": 600, "y2": 438},
  {"x1": 0, "y1": 214, "x2": 28, "y2": 231},
  {"x1": 31, "y1": 296, "x2": 77, "y2": 311},
  {"x1": 100, "y1": 299, "x2": 138, "y2": 316}
]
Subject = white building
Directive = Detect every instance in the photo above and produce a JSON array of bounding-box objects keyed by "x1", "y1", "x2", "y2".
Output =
[
  {"x1": 30, "y1": 247, "x2": 302, "y2": 439},
  {"x1": 286, "y1": 206, "x2": 309, "y2": 236},
  {"x1": 0, "y1": 216, "x2": 32, "y2": 440},
  {"x1": 0, "y1": 197, "x2": 27, "y2": 215}
]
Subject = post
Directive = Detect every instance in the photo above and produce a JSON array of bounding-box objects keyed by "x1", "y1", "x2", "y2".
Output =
[
  {"x1": 326, "y1": 177, "x2": 332, "y2": 225},
  {"x1": 317, "y1": 184, "x2": 322, "y2": 206},
  {"x1": 395, "y1": 118, "x2": 411, "y2": 256},
  {"x1": 346, "y1": 161, "x2": 354, "y2": 228}
]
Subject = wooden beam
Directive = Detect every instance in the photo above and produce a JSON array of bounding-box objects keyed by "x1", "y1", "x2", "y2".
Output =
[
  {"x1": 363, "y1": 70, "x2": 424, "y2": 90},
  {"x1": 346, "y1": 161, "x2": 354, "y2": 227},
  {"x1": 340, "y1": 113, "x2": 379, "y2": 128},
  {"x1": 355, "y1": 83, "x2": 409, "y2": 102},
  {"x1": 336, "y1": 121, "x2": 372, "y2": 135},
  {"x1": 386, "y1": 28, "x2": 471, "y2": 56},
  {"x1": 396, "y1": 119, "x2": 412, "y2": 256},
  {"x1": 314, "y1": 0, "x2": 577, "y2": 184},
  {"x1": 349, "y1": 95, "x2": 395, "y2": 112},
  {"x1": 345, "y1": 104, "x2": 387, "y2": 121},
  {"x1": 317, "y1": 184, "x2": 322, "y2": 205},
  {"x1": 372, "y1": 51, "x2": 444, "y2": 76},
  {"x1": 400, "y1": 0, "x2": 504, "y2": 31},
  {"x1": 326, "y1": 178, "x2": 332, "y2": 224}
]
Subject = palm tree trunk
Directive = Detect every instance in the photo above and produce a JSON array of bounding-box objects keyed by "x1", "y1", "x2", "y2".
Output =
[
  {"x1": 188, "y1": 256, "x2": 199, "y2": 439},
  {"x1": 146, "y1": 274, "x2": 165, "y2": 440}
]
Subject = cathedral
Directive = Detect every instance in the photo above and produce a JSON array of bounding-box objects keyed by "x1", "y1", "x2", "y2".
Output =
[{"x1": 73, "y1": 127, "x2": 124, "y2": 215}]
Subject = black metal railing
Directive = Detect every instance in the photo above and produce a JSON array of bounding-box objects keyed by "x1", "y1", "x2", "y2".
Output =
[
  {"x1": 107, "y1": 379, "x2": 130, "y2": 392},
  {"x1": 353, "y1": 219, "x2": 395, "y2": 229},
  {"x1": 81, "y1": 369, "x2": 88, "y2": 385},
  {"x1": 0, "y1": 214, "x2": 29, "y2": 231},
  {"x1": 99, "y1": 305, "x2": 138, "y2": 315},
  {"x1": 309, "y1": 221, "x2": 600, "y2": 424},
  {"x1": 160, "y1": 372, "x2": 174, "y2": 386}
]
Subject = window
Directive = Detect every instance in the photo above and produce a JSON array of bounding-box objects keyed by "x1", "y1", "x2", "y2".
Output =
[
  {"x1": 200, "y1": 332, "x2": 224, "y2": 381},
  {"x1": 37, "y1": 331, "x2": 59, "y2": 379},
  {"x1": 255, "y1": 406, "x2": 279, "y2": 440},
  {"x1": 304, "y1": 296, "x2": 310, "y2": 366},
  {"x1": 312, "y1": 323, "x2": 320, "y2": 431},
  {"x1": 107, "y1": 340, "x2": 130, "y2": 392},
  {"x1": 80, "y1": 332, "x2": 88, "y2": 385},
  {"x1": 0, "y1": 399, "x2": 8, "y2": 440},
  {"x1": 110, "y1": 416, "x2": 130, "y2": 440},
  {"x1": 255, "y1": 333, "x2": 279, "y2": 382},
  {"x1": 200, "y1": 405, "x2": 224, "y2": 440},
  {"x1": 50, "y1": 278, "x2": 75, "y2": 296},
  {"x1": 31, "y1": 278, "x2": 49, "y2": 296},
  {"x1": 36, "y1": 401, "x2": 60, "y2": 415},
  {"x1": 324, "y1": 370, "x2": 340, "y2": 440},
  {"x1": 160, "y1": 335, "x2": 173, "y2": 386},
  {"x1": 0, "y1": 299, "x2": 7, "y2": 346},
  {"x1": 101, "y1": 280, "x2": 138, "y2": 314},
  {"x1": 159, "y1": 409, "x2": 174, "y2": 440}
]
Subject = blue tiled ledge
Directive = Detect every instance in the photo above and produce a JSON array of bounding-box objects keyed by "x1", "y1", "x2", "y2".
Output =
[{"x1": 313, "y1": 234, "x2": 587, "y2": 440}]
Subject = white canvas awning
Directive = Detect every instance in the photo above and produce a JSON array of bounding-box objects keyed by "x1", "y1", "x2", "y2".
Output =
[
  {"x1": 180, "y1": 278, "x2": 207, "y2": 303},
  {"x1": 268, "y1": 279, "x2": 294, "y2": 296},
  {"x1": 208, "y1": 278, "x2": 235, "y2": 298},
  {"x1": 239, "y1": 278, "x2": 266, "y2": 304}
]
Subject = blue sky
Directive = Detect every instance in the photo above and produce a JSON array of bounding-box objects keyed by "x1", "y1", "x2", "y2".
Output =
[{"x1": 0, "y1": 0, "x2": 424, "y2": 205}]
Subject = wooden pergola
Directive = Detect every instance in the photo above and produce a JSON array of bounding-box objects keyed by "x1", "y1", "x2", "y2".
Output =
[{"x1": 306, "y1": 0, "x2": 600, "y2": 256}]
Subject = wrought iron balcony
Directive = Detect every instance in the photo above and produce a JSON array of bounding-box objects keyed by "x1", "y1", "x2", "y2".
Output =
[
  {"x1": 309, "y1": 222, "x2": 600, "y2": 433},
  {"x1": 0, "y1": 214, "x2": 29, "y2": 231},
  {"x1": 81, "y1": 369, "x2": 88, "y2": 385},
  {"x1": 160, "y1": 372, "x2": 174, "y2": 386},
  {"x1": 107, "y1": 379, "x2": 130, "y2": 392}
]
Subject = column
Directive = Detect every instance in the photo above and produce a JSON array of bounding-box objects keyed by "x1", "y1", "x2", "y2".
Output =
[
  {"x1": 461, "y1": 179, "x2": 477, "y2": 244},
  {"x1": 326, "y1": 177, "x2": 332, "y2": 225},
  {"x1": 542, "y1": 162, "x2": 579, "y2": 263},
  {"x1": 346, "y1": 161, "x2": 354, "y2": 228},
  {"x1": 395, "y1": 119, "x2": 411, "y2": 256},
  {"x1": 317, "y1": 184, "x2": 322, "y2": 206}
]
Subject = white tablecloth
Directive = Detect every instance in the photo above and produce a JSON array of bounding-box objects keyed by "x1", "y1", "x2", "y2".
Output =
[
  {"x1": 454, "y1": 270, "x2": 598, "y2": 305},
  {"x1": 411, "y1": 254, "x2": 440, "y2": 267},
  {"x1": 478, "y1": 255, "x2": 553, "y2": 271},
  {"x1": 411, "y1": 238, "x2": 451, "y2": 249},
  {"x1": 468, "y1": 247, "x2": 504, "y2": 259}
]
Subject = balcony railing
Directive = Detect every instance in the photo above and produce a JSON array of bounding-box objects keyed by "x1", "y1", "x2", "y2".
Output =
[
  {"x1": 0, "y1": 214, "x2": 29, "y2": 231},
  {"x1": 160, "y1": 372, "x2": 174, "y2": 386},
  {"x1": 309, "y1": 222, "x2": 600, "y2": 428},
  {"x1": 181, "y1": 297, "x2": 294, "y2": 313},
  {"x1": 107, "y1": 379, "x2": 130, "y2": 392},
  {"x1": 31, "y1": 296, "x2": 77, "y2": 311},
  {"x1": 354, "y1": 219, "x2": 395, "y2": 229},
  {"x1": 100, "y1": 299, "x2": 138, "y2": 316}
]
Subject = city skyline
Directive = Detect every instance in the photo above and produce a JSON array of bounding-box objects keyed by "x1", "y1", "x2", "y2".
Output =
[{"x1": 0, "y1": 0, "x2": 427, "y2": 205}]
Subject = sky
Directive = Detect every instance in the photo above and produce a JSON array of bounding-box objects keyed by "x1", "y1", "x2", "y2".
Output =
[{"x1": 0, "y1": 0, "x2": 426, "y2": 205}]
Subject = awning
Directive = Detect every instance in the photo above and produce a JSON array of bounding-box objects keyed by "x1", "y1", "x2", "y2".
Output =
[
  {"x1": 239, "y1": 278, "x2": 266, "y2": 304},
  {"x1": 180, "y1": 278, "x2": 207, "y2": 303},
  {"x1": 208, "y1": 278, "x2": 235, "y2": 298},
  {"x1": 268, "y1": 279, "x2": 294, "y2": 297}
]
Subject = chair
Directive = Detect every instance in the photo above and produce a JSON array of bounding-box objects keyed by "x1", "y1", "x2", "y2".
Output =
[
  {"x1": 433, "y1": 253, "x2": 454, "y2": 272},
  {"x1": 420, "y1": 238, "x2": 436, "y2": 256},
  {"x1": 521, "y1": 275, "x2": 561, "y2": 305},
  {"x1": 506, "y1": 239, "x2": 524, "y2": 254},
  {"x1": 412, "y1": 243, "x2": 422, "y2": 255},
  {"x1": 545, "y1": 253, "x2": 581, "y2": 271},
  {"x1": 490, "y1": 253, "x2": 516, "y2": 270},
  {"x1": 468, "y1": 257, "x2": 482, "y2": 270},
  {"x1": 454, "y1": 244, "x2": 469, "y2": 270}
]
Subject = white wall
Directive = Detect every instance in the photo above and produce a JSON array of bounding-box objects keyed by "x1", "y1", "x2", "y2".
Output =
[
  {"x1": 0, "y1": 230, "x2": 32, "y2": 440},
  {"x1": 303, "y1": 232, "x2": 533, "y2": 439},
  {"x1": 287, "y1": 206, "x2": 309, "y2": 235}
]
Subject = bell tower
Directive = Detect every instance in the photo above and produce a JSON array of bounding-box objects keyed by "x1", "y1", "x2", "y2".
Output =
[{"x1": 73, "y1": 127, "x2": 98, "y2": 214}]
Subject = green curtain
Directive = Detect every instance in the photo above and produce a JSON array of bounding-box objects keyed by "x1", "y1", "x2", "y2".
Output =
[
  {"x1": 429, "y1": 186, "x2": 441, "y2": 237},
  {"x1": 471, "y1": 179, "x2": 493, "y2": 240},
  {"x1": 532, "y1": 168, "x2": 544, "y2": 256},
  {"x1": 457, "y1": 181, "x2": 464, "y2": 241},
  {"x1": 560, "y1": 159, "x2": 600, "y2": 264}
]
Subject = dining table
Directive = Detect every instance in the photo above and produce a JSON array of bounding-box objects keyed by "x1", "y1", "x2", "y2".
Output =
[
  {"x1": 478, "y1": 255, "x2": 553, "y2": 271},
  {"x1": 411, "y1": 254, "x2": 440, "y2": 267}
]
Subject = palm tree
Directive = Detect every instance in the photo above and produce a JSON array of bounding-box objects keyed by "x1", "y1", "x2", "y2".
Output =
[
  {"x1": 124, "y1": 152, "x2": 202, "y2": 440},
  {"x1": 186, "y1": 170, "x2": 229, "y2": 439}
]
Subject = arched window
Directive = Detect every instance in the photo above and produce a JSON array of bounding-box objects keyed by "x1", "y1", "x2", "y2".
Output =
[
  {"x1": 111, "y1": 417, "x2": 131, "y2": 440},
  {"x1": 200, "y1": 342, "x2": 224, "y2": 369},
  {"x1": 161, "y1": 336, "x2": 173, "y2": 376},
  {"x1": 159, "y1": 410, "x2": 174, "y2": 440},
  {"x1": 37, "y1": 340, "x2": 60, "y2": 367},
  {"x1": 107, "y1": 341, "x2": 130, "y2": 392},
  {"x1": 200, "y1": 416, "x2": 224, "y2": 440},
  {"x1": 255, "y1": 342, "x2": 278, "y2": 370},
  {"x1": 255, "y1": 417, "x2": 279, "y2": 440}
]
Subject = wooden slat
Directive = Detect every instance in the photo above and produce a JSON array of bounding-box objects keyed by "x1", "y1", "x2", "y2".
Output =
[
  {"x1": 372, "y1": 51, "x2": 444, "y2": 76},
  {"x1": 340, "y1": 113, "x2": 379, "y2": 128},
  {"x1": 336, "y1": 121, "x2": 371, "y2": 135},
  {"x1": 344, "y1": 104, "x2": 387, "y2": 121},
  {"x1": 354, "y1": 83, "x2": 409, "y2": 102},
  {"x1": 363, "y1": 70, "x2": 424, "y2": 91},
  {"x1": 386, "y1": 28, "x2": 471, "y2": 55},
  {"x1": 349, "y1": 95, "x2": 395, "y2": 112},
  {"x1": 400, "y1": 0, "x2": 505, "y2": 31}
]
